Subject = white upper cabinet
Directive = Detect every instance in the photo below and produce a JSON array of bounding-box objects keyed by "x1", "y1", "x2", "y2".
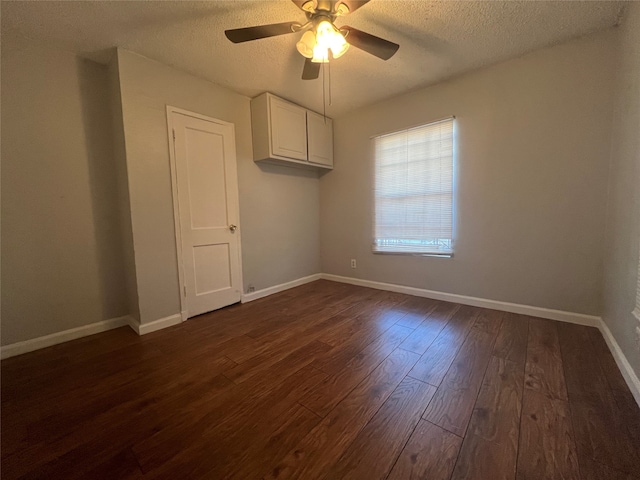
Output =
[
  {"x1": 250, "y1": 92, "x2": 333, "y2": 170},
  {"x1": 269, "y1": 96, "x2": 308, "y2": 161},
  {"x1": 307, "y1": 111, "x2": 333, "y2": 167}
]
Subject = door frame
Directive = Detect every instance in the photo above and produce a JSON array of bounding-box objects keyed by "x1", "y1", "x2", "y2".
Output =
[{"x1": 166, "y1": 105, "x2": 244, "y2": 321}]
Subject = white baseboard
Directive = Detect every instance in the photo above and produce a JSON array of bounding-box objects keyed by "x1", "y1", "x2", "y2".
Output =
[
  {"x1": 0, "y1": 315, "x2": 132, "y2": 360},
  {"x1": 127, "y1": 313, "x2": 182, "y2": 335},
  {"x1": 598, "y1": 319, "x2": 640, "y2": 406},
  {"x1": 241, "y1": 273, "x2": 323, "y2": 303},
  {"x1": 320, "y1": 274, "x2": 601, "y2": 327}
]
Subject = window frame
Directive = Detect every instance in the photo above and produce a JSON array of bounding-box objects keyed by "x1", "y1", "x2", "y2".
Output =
[{"x1": 370, "y1": 117, "x2": 456, "y2": 258}]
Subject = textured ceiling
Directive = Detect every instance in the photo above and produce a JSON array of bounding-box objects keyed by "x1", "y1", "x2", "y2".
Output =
[{"x1": 1, "y1": 0, "x2": 625, "y2": 116}]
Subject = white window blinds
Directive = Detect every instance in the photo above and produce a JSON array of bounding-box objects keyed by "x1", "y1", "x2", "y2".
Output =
[{"x1": 373, "y1": 118, "x2": 454, "y2": 255}]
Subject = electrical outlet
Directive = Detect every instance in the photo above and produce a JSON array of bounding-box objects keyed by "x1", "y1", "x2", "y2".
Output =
[
  {"x1": 350, "y1": 259, "x2": 357, "y2": 269},
  {"x1": 247, "y1": 285, "x2": 255, "y2": 293}
]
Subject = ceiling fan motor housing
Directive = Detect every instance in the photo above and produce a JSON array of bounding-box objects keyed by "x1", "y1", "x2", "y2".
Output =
[{"x1": 303, "y1": 0, "x2": 350, "y2": 16}]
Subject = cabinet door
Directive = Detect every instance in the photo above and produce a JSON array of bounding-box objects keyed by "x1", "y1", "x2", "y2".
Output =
[
  {"x1": 269, "y1": 96, "x2": 308, "y2": 161},
  {"x1": 307, "y1": 111, "x2": 333, "y2": 167}
]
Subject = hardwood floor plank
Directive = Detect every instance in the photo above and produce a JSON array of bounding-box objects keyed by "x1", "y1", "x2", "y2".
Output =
[
  {"x1": 516, "y1": 391, "x2": 580, "y2": 480},
  {"x1": 3, "y1": 329, "x2": 327, "y2": 475},
  {"x1": 314, "y1": 290, "x2": 409, "y2": 348},
  {"x1": 326, "y1": 377, "x2": 437, "y2": 480},
  {"x1": 244, "y1": 295, "x2": 359, "y2": 343},
  {"x1": 407, "y1": 305, "x2": 479, "y2": 386},
  {"x1": 525, "y1": 318, "x2": 568, "y2": 400},
  {"x1": 569, "y1": 390, "x2": 640, "y2": 478},
  {"x1": 153, "y1": 331, "x2": 257, "y2": 360},
  {"x1": 493, "y1": 312, "x2": 529, "y2": 367},
  {"x1": 468, "y1": 356, "x2": 523, "y2": 442},
  {"x1": 214, "y1": 403, "x2": 321, "y2": 480},
  {"x1": 225, "y1": 310, "x2": 351, "y2": 365},
  {"x1": 587, "y1": 327, "x2": 630, "y2": 392},
  {"x1": 393, "y1": 296, "x2": 439, "y2": 329},
  {"x1": 386, "y1": 420, "x2": 462, "y2": 480},
  {"x1": 243, "y1": 286, "x2": 375, "y2": 341},
  {"x1": 0, "y1": 326, "x2": 141, "y2": 388},
  {"x1": 179, "y1": 284, "x2": 319, "y2": 338},
  {"x1": 216, "y1": 282, "x2": 360, "y2": 342},
  {"x1": 450, "y1": 356, "x2": 522, "y2": 480},
  {"x1": 262, "y1": 348, "x2": 421, "y2": 480},
  {"x1": 1, "y1": 347, "x2": 237, "y2": 469},
  {"x1": 2, "y1": 354, "x2": 237, "y2": 459},
  {"x1": 472, "y1": 309, "x2": 505, "y2": 336},
  {"x1": 145, "y1": 399, "x2": 322, "y2": 479},
  {"x1": 3, "y1": 374, "x2": 235, "y2": 480},
  {"x1": 423, "y1": 328, "x2": 496, "y2": 436},
  {"x1": 133, "y1": 364, "x2": 327, "y2": 475},
  {"x1": 309, "y1": 309, "x2": 406, "y2": 375},
  {"x1": 2, "y1": 342, "x2": 165, "y2": 419},
  {"x1": 239, "y1": 340, "x2": 332, "y2": 392},
  {"x1": 558, "y1": 322, "x2": 640, "y2": 477},
  {"x1": 557, "y1": 322, "x2": 609, "y2": 396},
  {"x1": 611, "y1": 388, "x2": 640, "y2": 450},
  {"x1": 224, "y1": 332, "x2": 332, "y2": 384},
  {"x1": 299, "y1": 324, "x2": 414, "y2": 417},
  {"x1": 398, "y1": 301, "x2": 460, "y2": 355},
  {"x1": 578, "y1": 454, "x2": 640, "y2": 480},
  {"x1": 22, "y1": 448, "x2": 145, "y2": 480},
  {"x1": 451, "y1": 433, "x2": 516, "y2": 480},
  {"x1": 82, "y1": 448, "x2": 144, "y2": 480},
  {"x1": 132, "y1": 356, "x2": 329, "y2": 472}
]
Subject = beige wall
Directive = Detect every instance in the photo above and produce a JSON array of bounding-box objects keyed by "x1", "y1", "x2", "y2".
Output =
[
  {"x1": 321, "y1": 30, "x2": 617, "y2": 316},
  {"x1": 115, "y1": 49, "x2": 320, "y2": 325},
  {"x1": 1, "y1": 34, "x2": 128, "y2": 344},
  {"x1": 602, "y1": 4, "x2": 640, "y2": 378},
  {"x1": 107, "y1": 53, "x2": 140, "y2": 322}
]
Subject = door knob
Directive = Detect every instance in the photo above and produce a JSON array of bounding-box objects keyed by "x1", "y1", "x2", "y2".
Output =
[{"x1": 229, "y1": 224, "x2": 237, "y2": 233}]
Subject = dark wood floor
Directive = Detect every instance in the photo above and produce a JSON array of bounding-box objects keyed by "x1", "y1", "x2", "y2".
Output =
[{"x1": 2, "y1": 280, "x2": 640, "y2": 479}]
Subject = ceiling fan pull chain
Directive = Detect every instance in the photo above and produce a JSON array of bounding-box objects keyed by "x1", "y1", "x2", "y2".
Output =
[
  {"x1": 328, "y1": 59, "x2": 332, "y2": 110},
  {"x1": 322, "y1": 61, "x2": 327, "y2": 122}
]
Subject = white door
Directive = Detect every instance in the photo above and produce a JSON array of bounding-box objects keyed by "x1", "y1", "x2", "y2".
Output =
[{"x1": 170, "y1": 110, "x2": 242, "y2": 318}]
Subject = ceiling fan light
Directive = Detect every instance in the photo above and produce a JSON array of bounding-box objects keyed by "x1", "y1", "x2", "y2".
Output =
[
  {"x1": 314, "y1": 20, "x2": 349, "y2": 61},
  {"x1": 336, "y1": 2, "x2": 350, "y2": 16},
  {"x1": 330, "y1": 35, "x2": 349, "y2": 59},
  {"x1": 311, "y1": 44, "x2": 329, "y2": 63},
  {"x1": 296, "y1": 30, "x2": 315, "y2": 58},
  {"x1": 301, "y1": 0, "x2": 317, "y2": 13}
]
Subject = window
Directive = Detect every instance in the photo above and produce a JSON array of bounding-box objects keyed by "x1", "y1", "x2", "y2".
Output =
[{"x1": 373, "y1": 118, "x2": 454, "y2": 256}]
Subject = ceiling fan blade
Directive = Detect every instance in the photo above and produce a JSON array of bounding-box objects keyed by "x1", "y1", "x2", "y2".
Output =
[
  {"x1": 338, "y1": 0, "x2": 371, "y2": 13},
  {"x1": 341, "y1": 26, "x2": 399, "y2": 60},
  {"x1": 225, "y1": 22, "x2": 299, "y2": 43},
  {"x1": 302, "y1": 58, "x2": 321, "y2": 80}
]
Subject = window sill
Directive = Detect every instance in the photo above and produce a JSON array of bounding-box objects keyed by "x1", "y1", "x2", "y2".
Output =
[{"x1": 372, "y1": 251, "x2": 453, "y2": 258}]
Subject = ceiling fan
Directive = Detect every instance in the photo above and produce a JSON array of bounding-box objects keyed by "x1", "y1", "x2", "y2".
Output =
[{"x1": 224, "y1": 0, "x2": 399, "y2": 80}]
